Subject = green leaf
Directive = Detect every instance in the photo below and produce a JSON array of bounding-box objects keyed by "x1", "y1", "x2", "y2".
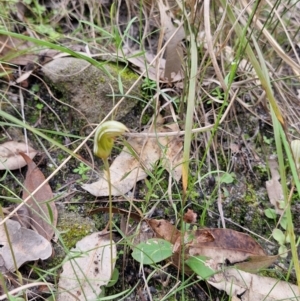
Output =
[
  {"x1": 185, "y1": 256, "x2": 215, "y2": 279},
  {"x1": 131, "y1": 238, "x2": 172, "y2": 265},
  {"x1": 280, "y1": 216, "x2": 287, "y2": 230},
  {"x1": 278, "y1": 245, "x2": 288, "y2": 258},
  {"x1": 106, "y1": 268, "x2": 119, "y2": 287},
  {"x1": 272, "y1": 229, "x2": 285, "y2": 245},
  {"x1": 264, "y1": 208, "x2": 277, "y2": 219},
  {"x1": 219, "y1": 172, "x2": 235, "y2": 184}
]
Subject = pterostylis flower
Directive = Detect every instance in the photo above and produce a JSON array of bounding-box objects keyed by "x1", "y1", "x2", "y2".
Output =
[
  {"x1": 93, "y1": 120, "x2": 128, "y2": 276},
  {"x1": 94, "y1": 121, "x2": 128, "y2": 160}
]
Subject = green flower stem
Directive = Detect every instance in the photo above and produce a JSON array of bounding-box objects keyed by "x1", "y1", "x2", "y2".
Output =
[
  {"x1": 93, "y1": 120, "x2": 128, "y2": 277},
  {"x1": 103, "y1": 158, "x2": 114, "y2": 275}
]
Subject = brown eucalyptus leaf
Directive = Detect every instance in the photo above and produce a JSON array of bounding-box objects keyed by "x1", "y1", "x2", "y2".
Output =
[
  {"x1": 188, "y1": 229, "x2": 265, "y2": 264},
  {"x1": 57, "y1": 231, "x2": 116, "y2": 301},
  {"x1": 20, "y1": 153, "x2": 57, "y2": 241},
  {"x1": 0, "y1": 141, "x2": 37, "y2": 170},
  {"x1": 0, "y1": 218, "x2": 52, "y2": 272}
]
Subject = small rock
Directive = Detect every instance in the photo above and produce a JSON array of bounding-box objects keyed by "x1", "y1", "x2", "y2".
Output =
[{"x1": 42, "y1": 57, "x2": 140, "y2": 125}]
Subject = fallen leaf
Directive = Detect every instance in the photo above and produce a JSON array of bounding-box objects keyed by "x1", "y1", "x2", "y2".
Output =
[
  {"x1": 188, "y1": 228, "x2": 266, "y2": 264},
  {"x1": 158, "y1": 0, "x2": 185, "y2": 81},
  {"x1": 0, "y1": 35, "x2": 37, "y2": 65},
  {"x1": 0, "y1": 218, "x2": 52, "y2": 272},
  {"x1": 208, "y1": 268, "x2": 300, "y2": 301},
  {"x1": 82, "y1": 120, "x2": 183, "y2": 197},
  {"x1": 57, "y1": 231, "x2": 116, "y2": 301},
  {"x1": 266, "y1": 155, "x2": 284, "y2": 214},
  {"x1": 20, "y1": 153, "x2": 57, "y2": 241},
  {"x1": 0, "y1": 141, "x2": 37, "y2": 170},
  {"x1": 122, "y1": 48, "x2": 184, "y2": 82}
]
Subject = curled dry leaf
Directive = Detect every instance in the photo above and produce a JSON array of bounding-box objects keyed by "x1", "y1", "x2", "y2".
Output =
[
  {"x1": 57, "y1": 231, "x2": 116, "y2": 301},
  {"x1": 0, "y1": 218, "x2": 52, "y2": 272},
  {"x1": 0, "y1": 141, "x2": 37, "y2": 170},
  {"x1": 20, "y1": 153, "x2": 57, "y2": 241},
  {"x1": 82, "y1": 119, "x2": 183, "y2": 197}
]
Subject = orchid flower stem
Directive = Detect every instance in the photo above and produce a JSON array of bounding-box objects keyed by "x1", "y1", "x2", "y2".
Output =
[{"x1": 103, "y1": 157, "x2": 114, "y2": 275}]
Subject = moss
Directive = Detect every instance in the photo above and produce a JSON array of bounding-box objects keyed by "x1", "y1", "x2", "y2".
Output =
[
  {"x1": 56, "y1": 210, "x2": 96, "y2": 249},
  {"x1": 107, "y1": 62, "x2": 139, "y2": 82}
]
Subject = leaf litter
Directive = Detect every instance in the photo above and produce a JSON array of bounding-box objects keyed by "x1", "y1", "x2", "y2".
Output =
[
  {"x1": 134, "y1": 213, "x2": 298, "y2": 301},
  {"x1": 0, "y1": 151, "x2": 58, "y2": 274}
]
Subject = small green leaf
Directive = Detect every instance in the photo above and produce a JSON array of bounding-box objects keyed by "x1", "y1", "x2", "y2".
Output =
[
  {"x1": 132, "y1": 238, "x2": 172, "y2": 265},
  {"x1": 278, "y1": 245, "x2": 288, "y2": 258},
  {"x1": 107, "y1": 268, "x2": 119, "y2": 287},
  {"x1": 264, "y1": 208, "x2": 277, "y2": 219},
  {"x1": 219, "y1": 172, "x2": 235, "y2": 184},
  {"x1": 280, "y1": 216, "x2": 287, "y2": 230},
  {"x1": 185, "y1": 256, "x2": 215, "y2": 279},
  {"x1": 272, "y1": 229, "x2": 285, "y2": 245}
]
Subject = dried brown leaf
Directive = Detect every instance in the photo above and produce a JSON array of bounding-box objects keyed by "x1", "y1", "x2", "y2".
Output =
[
  {"x1": 0, "y1": 141, "x2": 37, "y2": 170},
  {"x1": 21, "y1": 153, "x2": 57, "y2": 241},
  {"x1": 188, "y1": 228, "x2": 265, "y2": 264},
  {"x1": 0, "y1": 219, "x2": 52, "y2": 272}
]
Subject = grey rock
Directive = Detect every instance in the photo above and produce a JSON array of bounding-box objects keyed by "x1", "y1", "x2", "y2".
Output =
[{"x1": 42, "y1": 57, "x2": 140, "y2": 125}]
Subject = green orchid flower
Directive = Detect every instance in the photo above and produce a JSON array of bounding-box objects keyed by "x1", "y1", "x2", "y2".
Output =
[{"x1": 94, "y1": 121, "x2": 128, "y2": 159}]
